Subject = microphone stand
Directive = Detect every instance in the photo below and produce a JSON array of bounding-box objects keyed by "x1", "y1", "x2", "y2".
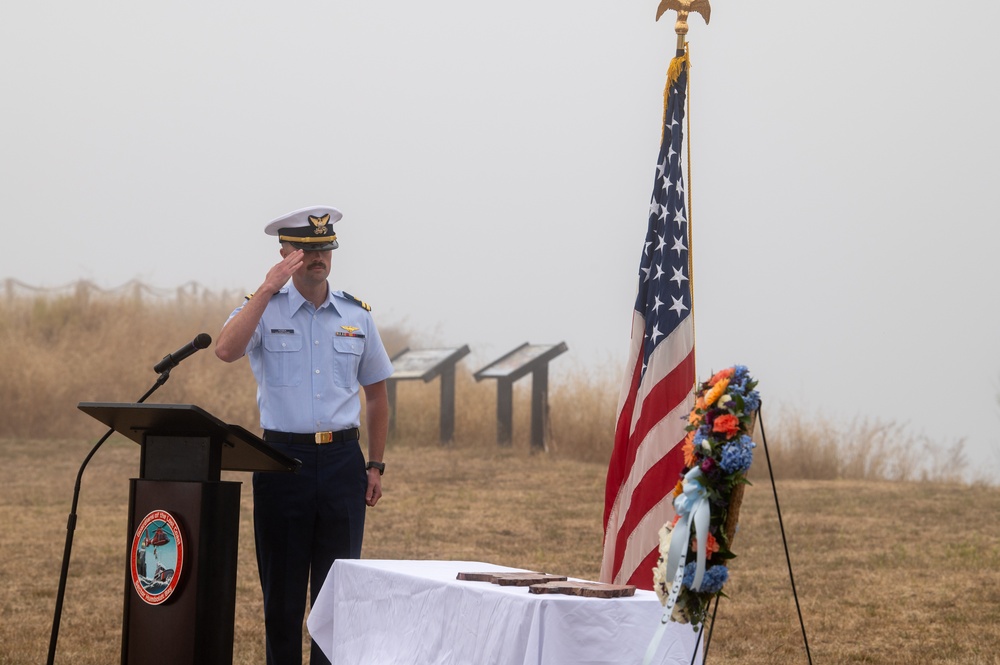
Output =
[{"x1": 46, "y1": 368, "x2": 173, "y2": 665}]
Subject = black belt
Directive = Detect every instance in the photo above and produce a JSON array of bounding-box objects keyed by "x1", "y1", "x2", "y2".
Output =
[{"x1": 263, "y1": 428, "x2": 360, "y2": 445}]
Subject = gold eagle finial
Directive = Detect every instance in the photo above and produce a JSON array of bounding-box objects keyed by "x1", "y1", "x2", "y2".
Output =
[{"x1": 655, "y1": 0, "x2": 711, "y2": 36}]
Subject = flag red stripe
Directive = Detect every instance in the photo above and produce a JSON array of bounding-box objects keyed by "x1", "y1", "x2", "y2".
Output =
[
  {"x1": 609, "y1": 439, "x2": 688, "y2": 580},
  {"x1": 603, "y1": 347, "x2": 694, "y2": 585},
  {"x1": 625, "y1": 544, "x2": 663, "y2": 588},
  {"x1": 628, "y1": 349, "x2": 695, "y2": 455},
  {"x1": 603, "y1": 338, "x2": 644, "y2": 526},
  {"x1": 605, "y1": 346, "x2": 693, "y2": 536}
]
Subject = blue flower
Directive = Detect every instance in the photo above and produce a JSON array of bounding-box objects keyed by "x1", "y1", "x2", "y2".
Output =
[
  {"x1": 682, "y1": 562, "x2": 729, "y2": 594},
  {"x1": 719, "y1": 435, "x2": 755, "y2": 474},
  {"x1": 722, "y1": 365, "x2": 760, "y2": 414}
]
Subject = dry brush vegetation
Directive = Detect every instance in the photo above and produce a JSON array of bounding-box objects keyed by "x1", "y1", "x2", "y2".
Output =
[
  {"x1": 0, "y1": 283, "x2": 978, "y2": 481},
  {"x1": 1, "y1": 284, "x2": 998, "y2": 664}
]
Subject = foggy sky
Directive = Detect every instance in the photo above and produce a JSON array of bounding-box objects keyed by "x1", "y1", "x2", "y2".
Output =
[{"x1": 2, "y1": 0, "x2": 998, "y2": 476}]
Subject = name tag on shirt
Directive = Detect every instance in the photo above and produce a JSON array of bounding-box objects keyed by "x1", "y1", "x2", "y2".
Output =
[{"x1": 270, "y1": 329, "x2": 295, "y2": 334}]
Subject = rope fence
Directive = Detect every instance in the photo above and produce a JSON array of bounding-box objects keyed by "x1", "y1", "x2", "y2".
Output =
[{"x1": 2, "y1": 278, "x2": 243, "y2": 304}]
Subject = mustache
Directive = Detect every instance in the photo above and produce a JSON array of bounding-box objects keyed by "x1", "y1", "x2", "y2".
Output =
[{"x1": 307, "y1": 260, "x2": 326, "y2": 269}]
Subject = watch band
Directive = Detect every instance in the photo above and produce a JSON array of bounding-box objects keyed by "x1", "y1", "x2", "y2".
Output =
[{"x1": 366, "y1": 461, "x2": 385, "y2": 475}]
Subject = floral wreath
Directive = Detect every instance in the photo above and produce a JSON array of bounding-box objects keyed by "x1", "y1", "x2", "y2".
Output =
[{"x1": 652, "y1": 365, "x2": 760, "y2": 627}]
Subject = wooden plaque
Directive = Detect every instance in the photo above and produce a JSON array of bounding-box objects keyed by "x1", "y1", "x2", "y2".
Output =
[
  {"x1": 528, "y1": 581, "x2": 637, "y2": 598},
  {"x1": 494, "y1": 573, "x2": 568, "y2": 586},
  {"x1": 456, "y1": 571, "x2": 501, "y2": 582},
  {"x1": 456, "y1": 572, "x2": 568, "y2": 586}
]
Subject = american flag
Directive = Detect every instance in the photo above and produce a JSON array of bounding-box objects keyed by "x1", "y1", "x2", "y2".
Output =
[{"x1": 600, "y1": 54, "x2": 696, "y2": 589}]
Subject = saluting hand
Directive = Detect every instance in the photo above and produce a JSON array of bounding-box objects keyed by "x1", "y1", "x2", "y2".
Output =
[
  {"x1": 216, "y1": 248, "x2": 306, "y2": 363},
  {"x1": 262, "y1": 249, "x2": 305, "y2": 293}
]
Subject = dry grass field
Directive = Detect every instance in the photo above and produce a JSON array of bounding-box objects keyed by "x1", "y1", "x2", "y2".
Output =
[
  {"x1": 2, "y1": 285, "x2": 999, "y2": 664},
  {"x1": 2, "y1": 438, "x2": 1000, "y2": 664}
]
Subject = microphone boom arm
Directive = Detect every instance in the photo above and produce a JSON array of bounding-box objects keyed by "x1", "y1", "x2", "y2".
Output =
[{"x1": 47, "y1": 337, "x2": 202, "y2": 664}]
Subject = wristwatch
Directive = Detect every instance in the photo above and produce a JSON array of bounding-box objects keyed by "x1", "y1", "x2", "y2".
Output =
[{"x1": 366, "y1": 461, "x2": 386, "y2": 475}]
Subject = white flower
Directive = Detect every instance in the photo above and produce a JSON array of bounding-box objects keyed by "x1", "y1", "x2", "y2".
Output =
[
  {"x1": 671, "y1": 596, "x2": 691, "y2": 624},
  {"x1": 658, "y1": 522, "x2": 674, "y2": 550},
  {"x1": 652, "y1": 560, "x2": 666, "y2": 604},
  {"x1": 652, "y1": 523, "x2": 674, "y2": 605}
]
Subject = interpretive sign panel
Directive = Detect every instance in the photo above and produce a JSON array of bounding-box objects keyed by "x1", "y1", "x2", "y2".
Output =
[
  {"x1": 473, "y1": 343, "x2": 568, "y2": 449},
  {"x1": 391, "y1": 347, "x2": 470, "y2": 382},
  {"x1": 474, "y1": 343, "x2": 568, "y2": 382},
  {"x1": 387, "y1": 346, "x2": 470, "y2": 444}
]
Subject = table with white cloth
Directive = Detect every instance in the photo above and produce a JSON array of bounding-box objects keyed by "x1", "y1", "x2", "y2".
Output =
[{"x1": 306, "y1": 559, "x2": 702, "y2": 665}]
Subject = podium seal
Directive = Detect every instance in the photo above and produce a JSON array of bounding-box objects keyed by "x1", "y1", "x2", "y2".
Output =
[{"x1": 129, "y1": 510, "x2": 185, "y2": 605}]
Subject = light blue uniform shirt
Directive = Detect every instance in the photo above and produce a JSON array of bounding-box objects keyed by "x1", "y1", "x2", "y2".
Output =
[{"x1": 226, "y1": 283, "x2": 394, "y2": 433}]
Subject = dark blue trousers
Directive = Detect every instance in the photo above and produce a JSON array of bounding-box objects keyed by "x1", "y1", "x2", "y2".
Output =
[{"x1": 253, "y1": 439, "x2": 367, "y2": 665}]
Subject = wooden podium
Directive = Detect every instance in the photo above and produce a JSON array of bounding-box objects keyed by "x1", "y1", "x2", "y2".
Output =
[{"x1": 78, "y1": 402, "x2": 299, "y2": 665}]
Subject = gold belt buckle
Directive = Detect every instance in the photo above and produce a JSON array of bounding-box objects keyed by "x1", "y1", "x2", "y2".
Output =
[{"x1": 315, "y1": 431, "x2": 334, "y2": 444}]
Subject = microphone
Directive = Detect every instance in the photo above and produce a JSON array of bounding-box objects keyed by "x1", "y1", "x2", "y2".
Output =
[{"x1": 153, "y1": 333, "x2": 212, "y2": 374}]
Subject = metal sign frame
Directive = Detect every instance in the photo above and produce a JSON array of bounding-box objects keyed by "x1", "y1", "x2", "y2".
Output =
[
  {"x1": 474, "y1": 342, "x2": 568, "y2": 450},
  {"x1": 387, "y1": 345, "x2": 470, "y2": 444}
]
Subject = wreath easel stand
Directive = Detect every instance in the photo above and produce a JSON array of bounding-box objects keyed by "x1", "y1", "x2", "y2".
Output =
[{"x1": 691, "y1": 403, "x2": 814, "y2": 665}]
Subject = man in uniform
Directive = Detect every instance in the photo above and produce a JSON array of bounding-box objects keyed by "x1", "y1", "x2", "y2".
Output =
[{"x1": 215, "y1": 205, "x2": 393, "y2": 664}]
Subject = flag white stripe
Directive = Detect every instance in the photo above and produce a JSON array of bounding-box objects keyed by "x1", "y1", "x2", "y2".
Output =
[
  {"x1": 629, "y1": 316, "x2": 695, "y2": 436},
  {"x1": 619, "y1": 493, "x2": 676, "y2": 585}
]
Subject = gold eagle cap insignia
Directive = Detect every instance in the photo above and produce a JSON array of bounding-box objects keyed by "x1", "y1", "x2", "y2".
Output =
[
  {"x1": 341, "y1": 325, "x2": 360, "y2": 333},
  {"x1": 309, "y1": 213, "x2": 331, "y2": 236},
  {"x1": 656, "y1": 0, "x2": 711, "y2": 33}
]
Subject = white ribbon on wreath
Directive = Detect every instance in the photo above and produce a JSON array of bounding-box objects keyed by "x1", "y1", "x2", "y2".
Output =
[{"x1": 642, "y1": 466, "x2": 710, "y2": 665}]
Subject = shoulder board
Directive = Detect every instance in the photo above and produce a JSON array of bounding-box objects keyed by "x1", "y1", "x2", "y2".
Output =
[
  {"x1": 338, "y1": 291, "x2": 372, "y2": 312},
  {"x1": 245, "y1": 287, "x2": 285, "y2": 301}
]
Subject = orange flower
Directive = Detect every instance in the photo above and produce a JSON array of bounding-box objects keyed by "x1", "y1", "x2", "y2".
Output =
[
  {"x1": 688, "y1": 409, "x2": 702, "y2": 427},
  {"x1": 682, "y1": 438, "x2": 697, "y2": 467},
  {"x1": 691, "y1": 531, "x2": 720, "y2": 555},
  {"x1": 672, "y1": 479, "x2": 684, "y2": 498},
  {"x1": 712, "y1": 413, "x2": 740, "y2": 439},
  {"x1": 708, "y1": 367, "x2": 735, "y2": 386},
  {"x1": 704, "y1": 378, "x2": 730, "y2": 406},
  {"x1": 695, "y1": 395, "x2": 706, "y2": 411}
]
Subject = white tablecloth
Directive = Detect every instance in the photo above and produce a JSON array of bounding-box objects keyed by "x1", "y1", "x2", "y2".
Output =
[{"x1": 307, "y1": 559, "x2": 702, "y2": 665}]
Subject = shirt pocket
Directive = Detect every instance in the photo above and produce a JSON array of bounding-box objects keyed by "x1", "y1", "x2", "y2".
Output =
[
  {"x1": 332, "y1": 336, "x2": 364, "y2": 388},
  {"x1": 263, "y1": 333, "x2": 304, "y2": 387}
]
